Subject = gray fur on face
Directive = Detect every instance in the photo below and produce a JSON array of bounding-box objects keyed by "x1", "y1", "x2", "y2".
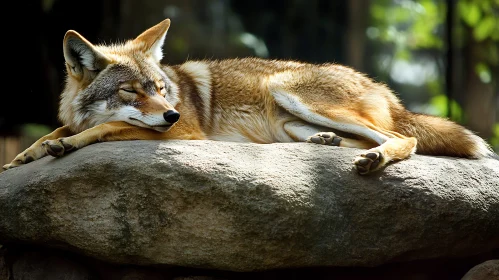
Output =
[
  {"x1": 77, "y1": 64, "x2": 135, "y2": 111},
  {"x1": 76, "y1": 63, "x2": 173, "y2": 112}
]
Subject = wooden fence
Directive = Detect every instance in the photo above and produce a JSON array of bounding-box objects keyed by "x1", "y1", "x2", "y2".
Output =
[{"x1": 0, "y1": 136, "x2": 34, "y2": 168}]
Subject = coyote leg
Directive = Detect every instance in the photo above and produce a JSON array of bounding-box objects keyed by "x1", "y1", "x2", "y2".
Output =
[
  {"x1": 270, "y1": 73, "x2": 418, "y2": 175},
  {"x1": 307, "y1": 131, "x2": 417, "y2": 175},
  {"x1": 41, "y1": 121, "x2": 163, "y2": 157},
  {"x1": 3, "y1": 126, "x2": 73, "y2": 170},
  {"x1": 287, "y1": 105, "x2": 417, "y2": 174},
  {"x1": 353, "y1": 136, "x2": 417, "y2": 175},
  {"x1": 41, "y1": 121, "x2": 205, "y2": 157},
  {"x1": 306, "y1": 132, "x2": 376, "y2": 149},
  {"x1": 351, "y1": 124, "x2": 418, "y2": 174},
  {"x1": 284, "y1": 121, "x2": 376, "y2": 149},
  {"x1": 294, "y1": 112, "x2": 417, "y2": 174}
]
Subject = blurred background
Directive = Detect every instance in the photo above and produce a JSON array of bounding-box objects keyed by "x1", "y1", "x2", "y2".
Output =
[{"x1": 1, "y1": 0, "x2": 498, "y2": 165}]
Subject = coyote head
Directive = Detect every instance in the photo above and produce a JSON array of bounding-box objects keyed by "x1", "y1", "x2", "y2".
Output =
[{"x1": 59, "y1": 19, "x2": 180, "y2": 133}]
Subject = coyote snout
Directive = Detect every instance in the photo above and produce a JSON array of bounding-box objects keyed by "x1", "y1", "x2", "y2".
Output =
[
  {"x1": 148, "y1": 109, "x2": 179, "y2": 132},
  {"x1": 164, "y1": 110, "x2": 180, "y2": 124}
]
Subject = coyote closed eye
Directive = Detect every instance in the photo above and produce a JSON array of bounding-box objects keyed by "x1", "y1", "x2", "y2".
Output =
[{"x1": 3, "y1": 18, "x2": 495, "y2": 174}]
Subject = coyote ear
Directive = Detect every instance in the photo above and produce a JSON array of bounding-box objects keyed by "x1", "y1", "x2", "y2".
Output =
[
  {"x1": 63, "y1": 30, "x2": 112, "y2": 77},
  {"x1": 133, "y1": 18, "x2": 171, "y2": 62}
]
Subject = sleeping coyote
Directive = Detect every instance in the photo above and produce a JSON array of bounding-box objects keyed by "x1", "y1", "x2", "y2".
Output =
[{"x1": 4, "y1": 19, "x2": 494, "y2": 174}]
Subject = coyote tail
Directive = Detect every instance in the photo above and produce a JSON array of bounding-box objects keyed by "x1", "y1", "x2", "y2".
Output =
[{"x1": 395, "y1": 111, "x2": 495, "y2": 159}]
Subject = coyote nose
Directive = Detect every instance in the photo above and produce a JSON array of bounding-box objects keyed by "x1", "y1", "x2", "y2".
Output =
[{"x1": 163, "y1": 110, "x2": 180, "y2": 124}]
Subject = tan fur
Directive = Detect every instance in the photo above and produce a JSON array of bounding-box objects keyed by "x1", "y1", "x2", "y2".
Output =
[{"x1": 4, "y1": 19, "x2": 495, "y2": 174}]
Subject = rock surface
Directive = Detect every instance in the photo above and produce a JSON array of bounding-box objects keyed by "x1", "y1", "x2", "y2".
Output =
[
  {"x1": 0, "y1": 140, "x2": 498, "y2": 272},
  {"x1": 461, "y1": 259, "x2": 499, "y2": 280},
  {"x1": 4, "y1": 246, "x2": 493, "y2": 280}
]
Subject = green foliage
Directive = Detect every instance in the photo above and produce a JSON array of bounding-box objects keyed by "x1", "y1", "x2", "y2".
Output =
[
  {"x1": 424, "y1": 79, "x2": 464, "y2": 122},
  {"x1": 370, "y1": 0, "x2": 445, "y2": 52},
  {"x1": 458, "y1": 1, "x2": 482, "y2": 26},
  {"x1": 491, "y1": 123, "x2": 499, "y2": 152},
  {"x1": 458, "y1": 0, "x2": 499, "y2": 42},
  {"x1": 369, "y1": 0, "x2": 454, "y2": 119},
  {"x1": 458, "y1": 0, "x2": 499, "y2": 88},
  {"x1": 369, "y1": 0, "x2": 496, "y2": 132},
  {"x1": 475, "y1": 62, "x2": 492, "y2": 83},
  {"x1": 429, "y1": 95, "x2": 464, "y2": 123},
  {"x1": 21, "y1": 123, "x2": 52, "y2": 138}
]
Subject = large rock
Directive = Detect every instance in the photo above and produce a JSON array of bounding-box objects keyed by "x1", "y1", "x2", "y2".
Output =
[
  {"x1": 461, "y1": 260, "x2": 499, "y2": 280},
  {"x1": 0, "y1": 140, "x2": 498, "y2": 272}
]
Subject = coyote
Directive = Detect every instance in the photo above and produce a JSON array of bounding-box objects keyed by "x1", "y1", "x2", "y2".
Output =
[{"x1": 3, "y1": 19, "x2": 494, "y2": 174}]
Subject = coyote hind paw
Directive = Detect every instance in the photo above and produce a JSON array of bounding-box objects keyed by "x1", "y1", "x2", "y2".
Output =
[
  {"x1": 306, "y1": 132, "x2": 342, "y2": 146},
  {"x1": 354, "y1": 152, "x2": 384, "y2": 175},
  {"x1": 42, "y1": 139, "x2": 75, "y2": 158}
]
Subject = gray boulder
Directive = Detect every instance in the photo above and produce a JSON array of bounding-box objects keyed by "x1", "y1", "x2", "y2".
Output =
[
  {"x1": 0, "y1": 140, "x2": 498, "y2": 272},
  {"x1": 461, "y1": 259, "x2": 499, "y2": 280}
]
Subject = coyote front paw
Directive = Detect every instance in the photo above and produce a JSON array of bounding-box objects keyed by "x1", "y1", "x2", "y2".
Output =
[
  {"x1": 42, "y1": 138, "x2": 75, "y2": 158},
  {"x1": 306, "y1": 132, "x2": 342, "y2": 146},
  {"x1": 354, "y1": 151, "x2": 384, "y2": 175},
  {"x1": 3, "y1": 149, "x2": 38, "y2": 170}
]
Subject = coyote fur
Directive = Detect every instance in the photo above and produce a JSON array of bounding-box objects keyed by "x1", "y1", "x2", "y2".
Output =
[{"x1": 3, "y1": 19, "x2": 495, "y2": 174}]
